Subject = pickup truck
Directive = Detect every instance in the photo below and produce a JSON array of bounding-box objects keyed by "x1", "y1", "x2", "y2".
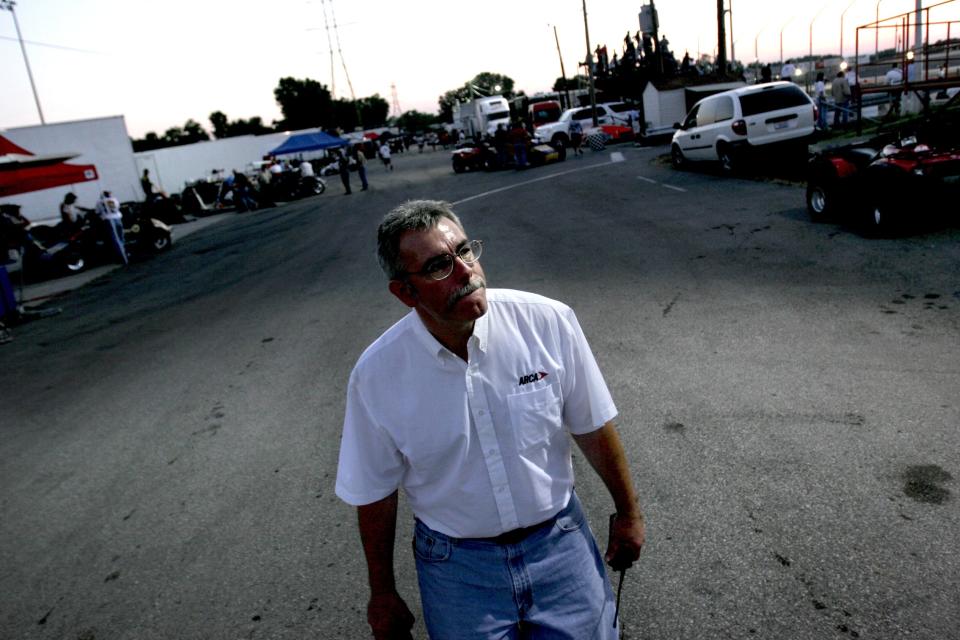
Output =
[{"x1": 533, "y1": 103, "x2": 635, "y2": 147}]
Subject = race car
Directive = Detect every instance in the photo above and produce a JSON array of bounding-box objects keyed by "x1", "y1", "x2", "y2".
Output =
[{"x1": 452, "y1": 140, "x2": 566, "y2": 173}]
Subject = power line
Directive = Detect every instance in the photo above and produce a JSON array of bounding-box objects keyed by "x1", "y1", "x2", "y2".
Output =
[{"x1": 0, "y1": 34, "x2": 107, "y2": 55}]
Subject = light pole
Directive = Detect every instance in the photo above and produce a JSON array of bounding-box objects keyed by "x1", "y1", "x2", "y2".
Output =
[
  {"x1": 1, "y1": 0, "x2": 45, "y2": 124},
  {"x1": 876, "y1": 0, "x2": 885, "y2": 56},
  {"x1": 840, "y1": 0, "x2": 858, "y2": 61},
  {"x1": 808, "y1": 2, "x2": 830, "y2": 90},
  {"x1": 552, "y1": 25, "x2": 571, "y2": 109},
  {"x1": 581, "y1": 0, "x2": 598, "y2": 125},
  {"x1": 780, "y1": 16, "x2": 795, "y2": 69}
]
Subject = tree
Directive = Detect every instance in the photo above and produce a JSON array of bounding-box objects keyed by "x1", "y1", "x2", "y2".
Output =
[
  {"x1": 394, "y1": 110, "x2": 440, "y2": 132},
  {"x1": 553, "y1": 75, "x2": 588, "y2": 92},
  {"x1": 209, "y1": 111, "x2": 229, "y2": 139},
  {"x1": 208, "y1": 112, "x2": 273, "y2": 138},
  {"x1": 438, "y1": 72, "x2": 516, "y2": 122},
  {"x1": 273, "y1": 77, "x2": 333, "y2": 131}
]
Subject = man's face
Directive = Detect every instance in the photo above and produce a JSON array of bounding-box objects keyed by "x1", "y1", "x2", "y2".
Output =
[{"x1": 392, "y1": 220, "x2": 487, "y2": 331}]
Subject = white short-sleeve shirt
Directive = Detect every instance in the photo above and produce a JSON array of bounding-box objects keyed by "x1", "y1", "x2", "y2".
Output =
[{"x1": 335, "y1": 289, "x2": 617, "y2": 538}]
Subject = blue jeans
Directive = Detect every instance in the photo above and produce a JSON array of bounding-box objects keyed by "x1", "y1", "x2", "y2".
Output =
[
  {"x1": 816, "y1": 96, "x2": 828, "y2": 129},
  {"x1": 414, "y1": 491, "x2": 617, "y2": 639},
  {"x1": 513, "y1": 143, "x2": 527, "y2": 168},
  {"x1": 833, "y1": 99, "x2": 849, "y2": 126},
  {"x1": 104, "y1": 218, "x2": 128, "y2": 265}
]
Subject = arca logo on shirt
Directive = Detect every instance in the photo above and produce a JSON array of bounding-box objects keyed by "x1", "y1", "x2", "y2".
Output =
[{"x1": 518, "y1": 371, "x2": 549, "y2": 386}]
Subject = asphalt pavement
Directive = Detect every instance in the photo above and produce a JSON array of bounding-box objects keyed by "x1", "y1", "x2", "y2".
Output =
[
  {"x1": 14, "y1": 213, "x2": 232, "y2": 306},
  {"x1": 1, "y1": 144, "x2": 958, "y2": 639}
]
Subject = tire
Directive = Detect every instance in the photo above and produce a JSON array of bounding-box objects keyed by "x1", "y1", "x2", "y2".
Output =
[
  {"x1": 555, "y1": 143, "x2": 567, "y2": 162},
  {"x1": 151, "y1": 232, "x2": 172, "y2": 252},
  {"x1": 312, "y1": 179, "x2": 326, "y2": 195},
  {"x1": 453, "y1": 158, "x2": 465, "y2": 174},
  {"x1": 63, "y1": 252, "x2": 85, "y2": 273},
  {"x1": 717, "y1": 143, "x2": 736, "y2": 174},
  {"x1": 805, "y1": 177, "x2": 835, "y2": 221},
  {"x1": 550, "y1": 134, "x2": 568, "y2": 150},
  {"x1": 671, "y1": 144, "x2": 686, "y2": 169}
]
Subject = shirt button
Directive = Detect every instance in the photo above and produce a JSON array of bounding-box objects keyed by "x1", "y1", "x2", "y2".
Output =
[
  {"x1": 478, "y1": 409, "x2": 486, "y2": 416},
  {"x1": 487, "y1": 449, "x2": 496, "y2": 456}
]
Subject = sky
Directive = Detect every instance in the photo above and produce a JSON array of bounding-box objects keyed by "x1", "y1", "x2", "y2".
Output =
[{"x1": 1, "y1": 0, "x2": 954, "y2": 139}]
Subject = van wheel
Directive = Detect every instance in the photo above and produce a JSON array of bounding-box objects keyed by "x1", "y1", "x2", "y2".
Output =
[
  {"x1": 717, "y1": 143, "x2": 736, "y2": 174},
  {"x1": 551, "y1": 134, "x2": 568, "y2": 149},
  {"x1": 671, "y1": 144, "x2": 686, "y2": 169}
]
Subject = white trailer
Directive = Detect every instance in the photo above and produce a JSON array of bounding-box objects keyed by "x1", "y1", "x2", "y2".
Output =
[
  {"x1": 0, "y1": 116, "x2": 140, "y2": 223},
  {"x1": 452, "y1": 96, "x2": 512, "y2": 138}
]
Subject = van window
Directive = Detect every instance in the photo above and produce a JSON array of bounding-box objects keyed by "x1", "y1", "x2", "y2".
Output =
[
  {"x1": 682, "y1": 104, "x2": 700, "y2": 129},
  {"x1": 573, "y1": 108, "x2": 593, "y2": 120},
  {"x1": 714, "y1": 96, "x2": 734, "y2": 122},
  {"x1": 739, "y1": 85, "x2": 810, "y2": 116},
  {"x1": 696, "y1": 99, "x2": 717, "y2": 126}
]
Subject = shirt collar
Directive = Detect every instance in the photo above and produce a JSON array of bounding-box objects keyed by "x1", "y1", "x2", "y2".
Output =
[{"x1": 407, "y1": 308, "x2": 489, "y2": 363}]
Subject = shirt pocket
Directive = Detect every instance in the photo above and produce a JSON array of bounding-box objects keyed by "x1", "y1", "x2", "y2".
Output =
[{"x1": 507, "y1": 383, "x2": 563, "y2": 451}]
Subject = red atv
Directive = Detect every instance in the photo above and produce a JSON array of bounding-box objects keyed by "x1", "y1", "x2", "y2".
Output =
[{"x1": 806, "y1": 125, "x2": 960, "y2": 234}]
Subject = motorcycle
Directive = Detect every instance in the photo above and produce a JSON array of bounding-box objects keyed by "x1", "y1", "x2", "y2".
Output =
[
  {"x1": 1, "y1": 204, "x2": 85, "y2": 282},
  {"x1": 119, "y1": 203, "x2": 173, "y2": 255},
  {"x1": 269, "y1": 171, "x2": 327, "y2": 200}
]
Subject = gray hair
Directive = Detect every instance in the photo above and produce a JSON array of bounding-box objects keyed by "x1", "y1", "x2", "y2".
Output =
[{"x1": 377, "y1": 200, "x2": 464, "y2": 279}]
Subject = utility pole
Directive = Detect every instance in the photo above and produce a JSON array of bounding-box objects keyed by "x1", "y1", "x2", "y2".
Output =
[
  {"x1": 1, "y1": 1, "x2": 45, "y2": 124},
  {"x1": 553, "y1": 25, "x2": 571, "y2": 109},
  {"x1": 581, "y1": 0, "x2": 598, "y2": 126},
  {"x1": 717, "y1": 0, "x2": 728, "y2": 76},
  {"x1": 728, "y1": 0, "x2": 735, "y2": 68}
]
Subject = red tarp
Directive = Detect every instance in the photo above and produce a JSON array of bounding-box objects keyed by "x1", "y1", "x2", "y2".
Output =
[{"x1": 0, "y1": 135, "x2": 99, "y2": 197}]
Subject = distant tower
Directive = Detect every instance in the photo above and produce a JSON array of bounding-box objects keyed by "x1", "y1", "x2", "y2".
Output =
[{"x1": 391, "y1": 83, "x2": 402, "y2": 118}]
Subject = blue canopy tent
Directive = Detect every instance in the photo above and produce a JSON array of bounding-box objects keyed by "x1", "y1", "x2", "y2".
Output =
[{"x1": 269, "y1": 131, "x2": 350, "y2": 156}]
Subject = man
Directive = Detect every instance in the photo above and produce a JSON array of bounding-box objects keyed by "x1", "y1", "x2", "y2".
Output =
[
  {"x1": 299, "y1": 158, "x2": 315, "y2": 178},
  {"x1": 336, "y1": 200, "x2": 645, "y2": 639},
  {"x1": 354, "y1": 145, "x2": 369, "y2": 191},
  {"x1": 379, "y1": 141, "x2": 393, "y2": 171},
  {"x1": 886, "y1": 63, "x2": 904, "y2": 116},
  {"x1": 95, "y1": 190, "x2": 128, "y2": 266},
  {"x1": 780, "y1": 59, "x2": 797, "y2": 82},
  {"x1": 140, "y1": 168, "x2": 156, "y2": 202},
  {"x1": 831, "y1": 71, "x2": 852, "y2": 128}
]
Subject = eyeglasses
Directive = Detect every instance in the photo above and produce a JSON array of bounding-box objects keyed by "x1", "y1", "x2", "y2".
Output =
[{"x1": 405, "y1": 239, "x2": 483, "y2": 281}]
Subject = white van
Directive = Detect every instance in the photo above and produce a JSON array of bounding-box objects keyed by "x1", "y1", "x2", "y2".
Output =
[{"x1": 671, "y1": 81, "x2": 816, "y2": 172}]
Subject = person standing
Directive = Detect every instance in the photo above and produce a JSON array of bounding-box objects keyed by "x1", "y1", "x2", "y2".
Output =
[
  {"x1": 59, "y1": 193, "x2": 82, "y2": 231},
  {"x1": 885, "y1": 63, "x2": 903, "y2": 116},
  {"x1": 140, "y1": 169, "x2": 156, "y2": 202},
  {"x1": 95, "y1": 191, "x2": 128, "y2": 266},
  {"x1": 568, "y1": 118, "x2": 584, "y2": 156},
  {"x1": 338, "y1": 150, "x2": 352, "y2": 195},
  {"x1": 780, "y1": 59, "x2": 796, "y2": 82},
  {"x1": 814, "y1": 72, "x2": 828, "y2": 131},
  {"x1": 509, "y1": 121, "x2": 529, "y2": 168},
  {"x1": 831, "y1": 71, "x2": 852, "y2": 127},
  {"x1": 336, "y1": 200, "x2": 645, "y2": 640},
  {"x1": 379, "y1": 141, "x2": 393, "y2": 171},
  {"x1": 354, "y1": 145, "x2": 369, "y2": 191}
]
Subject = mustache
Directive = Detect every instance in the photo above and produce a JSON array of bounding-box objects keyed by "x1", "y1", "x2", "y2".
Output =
[{"x1": 447, "y1": 277, "x2": 486, "y2": 309}]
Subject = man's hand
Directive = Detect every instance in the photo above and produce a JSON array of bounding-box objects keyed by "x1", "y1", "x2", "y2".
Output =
[
  {"x1": 606, "y1": 511, "x2": 645, "y2": 571},
  {"x1": 367, "y1": 591, "x2": 415, "y2": 640}
]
